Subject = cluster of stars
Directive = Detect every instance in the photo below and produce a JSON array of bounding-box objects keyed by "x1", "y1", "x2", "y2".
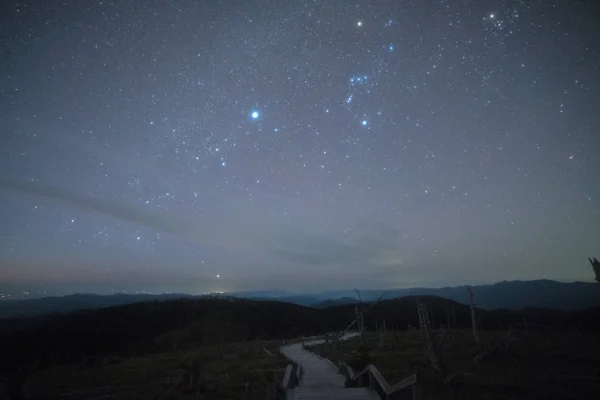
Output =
[
  {"x1": 0, "y1": 0, "x2": 597, "y2": 292},
  {"x1": 483, "y1": 2, "x2": 530, "y2": 45}
]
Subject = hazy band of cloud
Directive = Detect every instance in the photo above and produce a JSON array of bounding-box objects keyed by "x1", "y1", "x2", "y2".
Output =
[
  {"x1": 0, "y1": 179, "x2": 423, "y2": 291},
  {"x1": 0, "y1": 178, "x2": 203, "y2": 239}
]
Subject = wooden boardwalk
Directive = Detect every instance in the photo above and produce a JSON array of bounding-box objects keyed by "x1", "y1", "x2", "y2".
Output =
[{"x1": 280, "y1": 337, "x2": 379, "y2": 400}]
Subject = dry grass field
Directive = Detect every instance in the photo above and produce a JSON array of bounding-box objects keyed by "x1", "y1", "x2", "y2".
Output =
[
  {"x1": 307, "y1": 329, "x2": 600, "y2": 400},
  {"x1": 6, "y1": 340, "x2": 288, "y2": 400}
]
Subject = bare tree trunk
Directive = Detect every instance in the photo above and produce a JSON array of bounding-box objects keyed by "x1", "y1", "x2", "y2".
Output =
[
  {"x1": 338, "y1": 295, "x2": 383, "y2": 339},
  {"x1": 452, "y1": 305, "x2": 457, "y2": 330},
  {"x1": 467, "y1": 287, "x2": 482, "y2": 355},
  {"x1": 589, "y1": 257, "x2": 600, "y2": 284},
  {"x1": 417, "y1": 302, "x2": 425, "y2": 340},
  {"x1": 429, "y1": 304, "x2": 435, "y2": 331},
  {"x1": 417, "y1": 301, "x2": 446, "y2": 372},
  {"x1": 360, "y1": 313, "x2": 366, "y2": 345}
]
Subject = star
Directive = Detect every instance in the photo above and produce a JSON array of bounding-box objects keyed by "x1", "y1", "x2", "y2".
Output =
[{"x1": 0, "y1": 0, "x2": 596, "y2": 298}]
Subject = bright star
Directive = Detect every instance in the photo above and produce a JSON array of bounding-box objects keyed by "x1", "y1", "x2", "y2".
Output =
[
  {"x1": 251, "y1": 111, "x2": 259, "y2": 119},
  {"x1": 361, "y1": 120, "x2": 368, "y2": 126},
  {"x1": 357, "y1": 21, "x2": 363, "y2": 27}
]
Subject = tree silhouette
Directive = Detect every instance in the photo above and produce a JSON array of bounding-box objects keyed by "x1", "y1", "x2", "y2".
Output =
[{"x1": 589, "y1": 257, "x2": 600, "y2": 284}]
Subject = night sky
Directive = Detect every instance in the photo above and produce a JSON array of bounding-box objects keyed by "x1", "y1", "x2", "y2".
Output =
[{"x1": 1, "y1": 0, "x2": 599, "y2": 296}]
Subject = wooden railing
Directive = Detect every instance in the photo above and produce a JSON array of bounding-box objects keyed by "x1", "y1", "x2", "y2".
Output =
[
  {"x1": 264, "y1": 360, "x2": 303, "y2": 400},
  {"x1": 302, "y1": 338, "x2": 424, "y2": 400},
  {"x1": 282, "y1": 362, "x2": 303, "y2": 389},
  {"x1": 337, "y1": 361, "x2": 423, "y2": 400}
]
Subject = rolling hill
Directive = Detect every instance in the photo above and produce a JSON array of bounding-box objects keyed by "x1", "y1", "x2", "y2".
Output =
[
  {"x1": 2, "y1": 279, "x2": 599, "y2": 320},
  {"x1": 2, "y1": 294, "x2": 599, "y2": 376}
]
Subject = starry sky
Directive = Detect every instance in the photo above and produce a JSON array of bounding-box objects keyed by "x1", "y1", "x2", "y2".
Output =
[{"x1": 1, "y1": 0, "x2": 599, "y2": 296}]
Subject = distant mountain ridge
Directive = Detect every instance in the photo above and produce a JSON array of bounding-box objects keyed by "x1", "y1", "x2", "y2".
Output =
[
  {"x1": 327, "y1": 279, "x2": 600, "y2": 311},
  {"x1": 0, "y1": 293, "x2": 191, "y2": 319},
  {"x1": 239, "y1": 280, "x2": 600, "y2": 311},
  {"x1": 1, "y1": 279, "x2": 599, "y2": 319}
]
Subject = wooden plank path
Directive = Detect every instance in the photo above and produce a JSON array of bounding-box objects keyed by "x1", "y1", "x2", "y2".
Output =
[{"x1": 280, "y1": 334, "x2": 379, "y2": 400}]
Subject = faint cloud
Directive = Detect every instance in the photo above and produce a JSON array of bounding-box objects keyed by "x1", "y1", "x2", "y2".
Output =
[
  {"x1": 0, "y1": 178, "x2": 202, "y2": 238},
  {"x1": 272, "y1": 225, "x2": 406, "y2": 270}
]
